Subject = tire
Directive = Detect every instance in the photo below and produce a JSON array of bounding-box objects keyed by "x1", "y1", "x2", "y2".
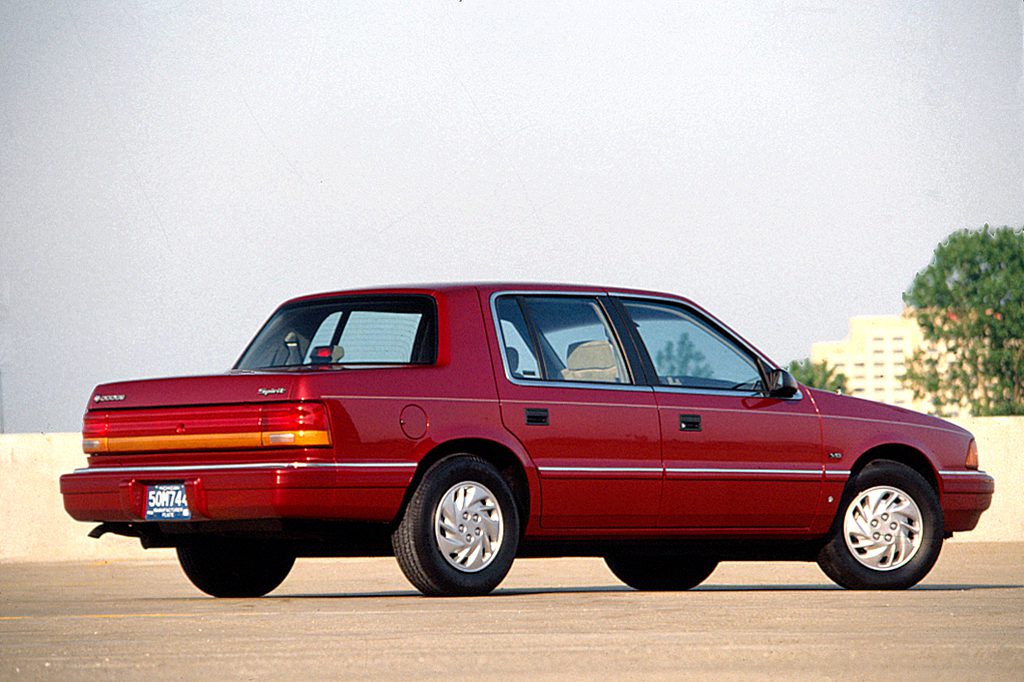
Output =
[
  {"x1": 604, "y1": 554, "x2": 718, "y2": 591},
  {"x1": 817, "y1": 460, "x2": 943, "y2": 590},
  {"x1": 176, "y1": 541, "x2": 295, "y2": 598},
  {"x1": 392, "y1": 455, "x2": 520, "y2": 596}
]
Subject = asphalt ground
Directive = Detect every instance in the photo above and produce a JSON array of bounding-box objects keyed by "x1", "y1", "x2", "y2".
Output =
[{"x1": 1, "y1": 542, "x2": 1021, "y2": 680}]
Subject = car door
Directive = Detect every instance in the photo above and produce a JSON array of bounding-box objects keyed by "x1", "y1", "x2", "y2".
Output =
[
  {"x1": 490, "y1": 293, "x2": 662, "y2": 529},
  {"x1": 616, "y1": 297, "x2": 823, "y2": 529}
]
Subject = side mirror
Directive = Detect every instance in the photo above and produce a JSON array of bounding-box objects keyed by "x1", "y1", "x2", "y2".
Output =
[{"x1": 765, "y1": 368, "x2": 799, "y2": 398}]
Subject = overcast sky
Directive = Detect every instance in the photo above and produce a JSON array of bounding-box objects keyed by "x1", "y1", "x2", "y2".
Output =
[{"x1": 1, "y1": 1, "x2": 1022, "y2": 433}]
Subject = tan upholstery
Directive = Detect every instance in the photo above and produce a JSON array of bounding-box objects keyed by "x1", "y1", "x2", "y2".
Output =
[{"x1": 560, "y1": 340, "x2": 623, "y2": 383}]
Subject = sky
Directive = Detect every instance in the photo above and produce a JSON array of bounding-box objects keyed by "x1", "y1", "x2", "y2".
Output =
[{"x1": 1, "y1": 1, "x2": 1022, "y2": 433}]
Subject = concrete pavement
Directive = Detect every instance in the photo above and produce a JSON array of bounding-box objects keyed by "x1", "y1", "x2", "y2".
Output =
[{"x1": 1, "y1": 542, "x2": 1021, "y2": 680}]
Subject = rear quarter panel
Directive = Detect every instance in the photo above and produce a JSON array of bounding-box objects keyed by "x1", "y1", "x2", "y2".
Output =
[{"x1": 290, "y1": 286, "x2": 539, "y2": 522}]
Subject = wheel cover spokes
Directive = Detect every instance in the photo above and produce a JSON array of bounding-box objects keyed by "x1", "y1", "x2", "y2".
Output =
[
  {"x1": 433, "y1": 481, "x2": 504, "y2": 573},
  {"x1": 843, "y1": 485, "x2": 924, "y2": 571}
]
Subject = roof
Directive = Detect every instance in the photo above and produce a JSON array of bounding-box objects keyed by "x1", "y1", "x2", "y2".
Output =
[{"x1": 281, "y1": 282, "x2": 694, "y2": 306}]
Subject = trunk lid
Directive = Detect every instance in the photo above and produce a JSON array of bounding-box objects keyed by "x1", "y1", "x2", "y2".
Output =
[{"x1": 87, "y1": 372, "x2": 298, "y2": 411}]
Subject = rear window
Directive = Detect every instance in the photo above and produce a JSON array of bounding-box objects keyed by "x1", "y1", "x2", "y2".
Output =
[{"x1": 235, "y1": 296, "x2": 437, "y2": 370}]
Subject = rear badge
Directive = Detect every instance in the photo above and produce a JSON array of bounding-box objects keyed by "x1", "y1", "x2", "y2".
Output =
[
  {"x1": 258, "y1": 387, "x2": 286, "y2": 396},
  {"x1": 93, "y1": 394, "x2": 125, "y2": 403}
]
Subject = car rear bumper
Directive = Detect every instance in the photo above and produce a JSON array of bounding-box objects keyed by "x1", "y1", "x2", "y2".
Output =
[
  {"x1": 60, "y1": 460, "x2": 416, "y2": 524},
  {"x1": 940, "y1": 470, "x2": 995, "y2": 533}
]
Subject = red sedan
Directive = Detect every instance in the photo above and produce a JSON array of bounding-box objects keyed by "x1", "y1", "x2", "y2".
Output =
[{"x1": 61, "y1": 283, "x2": 994, "y2": 596}]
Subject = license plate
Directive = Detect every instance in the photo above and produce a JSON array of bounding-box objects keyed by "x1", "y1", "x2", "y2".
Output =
[{"x1": 145, "y1": 483, "x2": 191, "y2": 521}]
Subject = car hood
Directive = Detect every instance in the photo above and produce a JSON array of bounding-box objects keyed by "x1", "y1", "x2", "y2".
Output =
[{"x1": 806, "y1": 387, "x2": 971, "y2": 436}]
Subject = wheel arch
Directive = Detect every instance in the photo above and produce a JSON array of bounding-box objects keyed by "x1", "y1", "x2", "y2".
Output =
[
  {"x1": 847, "y1": 443, "x2": 940, "y2": 495},
  {"x1": 400, "y1": 438, "x2": 533, "y2": 530}
]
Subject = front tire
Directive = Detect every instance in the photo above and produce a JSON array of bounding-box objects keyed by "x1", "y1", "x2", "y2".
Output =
[
  {"x1": 176, "y1": 541, "x2": 295, "y2": 597},
  {"x1": 392, "y1": 455, "x2": 520, "y2": 596},
  {"x1": 817, "y1": 460, "x2": 943, "y2": 590},
  {"x1": 604, "y1": 554, "x2": 718, "y2": 591}
]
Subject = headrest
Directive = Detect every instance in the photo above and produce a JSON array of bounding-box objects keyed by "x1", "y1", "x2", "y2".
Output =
[
  {"x1": 566, "y1": 340, "x2": 616, "y2": 370},
  {"x1": 505, "y1": 347, "x2": 520, "y2": 374}
]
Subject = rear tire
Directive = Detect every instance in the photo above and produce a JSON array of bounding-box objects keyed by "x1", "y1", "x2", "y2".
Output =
[
  {"x1": 604, "y1": 554, "x2": 718, "y2": 591},
  {"x1": 176, "y1": 541, "x2": 295, "y2": 597},
  {"x1": 392, "y1": 455, "x2": 520, "y2": 596},
  {"x1": 817, "y1": 460, "x2": 943, "y2": 590}
]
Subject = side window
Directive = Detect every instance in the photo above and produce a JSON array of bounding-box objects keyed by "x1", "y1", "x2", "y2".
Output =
[
  {"x1": 495, "y1": 298, "x2": 541, "y2": 379},
  {"x1": 622, "y1": 300, "x2": 761, "y2": 391},
  {"x1": 518, "y1": 296, "x2": 630, "y2": 384}
]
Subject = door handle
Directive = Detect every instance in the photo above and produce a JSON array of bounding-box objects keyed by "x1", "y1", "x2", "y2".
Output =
[
  {"x1": 525, "y1": 408, "x2": 549, "y2": 426},
  {"x1": 678, "y1": 414, "x2": 702, "y2": 432}
]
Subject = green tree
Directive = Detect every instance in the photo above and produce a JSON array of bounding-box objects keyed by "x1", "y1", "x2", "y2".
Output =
[
  {"x1": 787, "y1": 358, "x2": 847, "y2": 392},
  {"x1": 655, "y1": 333, "x2": 712, "y2": 378},
  {"x1": 902, "y1": 225, "x2": 1024, "y2": 416}
]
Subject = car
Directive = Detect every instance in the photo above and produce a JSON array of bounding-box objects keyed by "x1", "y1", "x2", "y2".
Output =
[{"x1": 60, "y1": 283, "x2": 994, "y2": 597}]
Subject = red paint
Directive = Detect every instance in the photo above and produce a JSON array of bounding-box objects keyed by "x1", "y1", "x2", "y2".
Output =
[{"x1": 60, "y1": 283, "x2": 994, "y2": 551}]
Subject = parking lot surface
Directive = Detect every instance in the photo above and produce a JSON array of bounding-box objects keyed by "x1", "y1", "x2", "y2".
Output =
[{"x1": 1, "y1": 542, "x2": 1021, "y2": 680}]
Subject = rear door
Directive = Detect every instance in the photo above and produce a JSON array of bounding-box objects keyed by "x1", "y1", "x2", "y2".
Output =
[
  {"x1": 490, "y1": 293, "x2": 662, "y2": 529},
  {"x1": 616, "y1": 297, "x2": 823, "y2": 529}
]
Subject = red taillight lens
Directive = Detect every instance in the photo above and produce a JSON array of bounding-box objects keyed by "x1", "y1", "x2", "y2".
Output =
[
  {"x1": 260, "y1": 402, "x2": 331, "y2": 447},
  {"x1": 966, "y1": 439, "x2": 979, "y2": 469},
  {"x1": 82, "y1": 413, "x2": 109, "y2": 453}
]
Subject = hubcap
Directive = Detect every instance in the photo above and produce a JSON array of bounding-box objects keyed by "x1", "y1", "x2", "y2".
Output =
[
  {"x1": 433, "y1": 481, "x2": 504, "y2": 573},
  {"x1": 843, "y1": 485, "x2": 923, "y2": 571}
]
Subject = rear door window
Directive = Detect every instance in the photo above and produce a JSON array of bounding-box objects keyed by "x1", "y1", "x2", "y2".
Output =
[{"x1": 497, "y1": 296, "x2": 631, "y2": 385}]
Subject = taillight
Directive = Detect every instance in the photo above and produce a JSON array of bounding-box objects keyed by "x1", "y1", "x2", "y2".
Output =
[
  {"x1": 82, "y1": 413, "x2": 109, "y2": 454},
  {"x1": 966, "y1": 439, "x2": 979, "y2": 469},
  {"x1": 260, "y1": 402, "x2": 331, "y2": 447},
  {"x1": 82, "y1": 402, "x2": 331, "y2": 453}
]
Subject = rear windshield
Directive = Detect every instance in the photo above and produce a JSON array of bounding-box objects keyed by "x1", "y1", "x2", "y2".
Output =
[{"x1": 235, "y1": 295, "x2": 437, "y2": 370}]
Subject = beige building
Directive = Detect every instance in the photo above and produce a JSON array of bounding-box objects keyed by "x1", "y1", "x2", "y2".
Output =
[{"x1": 811, "y1": 313, "x2": 961, "y2": 416}]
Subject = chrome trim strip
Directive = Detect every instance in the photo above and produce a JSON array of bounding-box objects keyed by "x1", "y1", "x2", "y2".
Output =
[
  {"x1": 665, "y1": 467, "x2": 821, "y2": 476},
  {"x1": 321, "y1": 395, "x2": 497, "y2": 403},
  {"x1": 539, "y1": 465, "x2": 823, "y2": 476},
  {"x1": 653, "y1": 386, "x2": 804, "y2": 401},
  {"x1": 538, "y1": 466, "x2": 663, "y2": 473},
  {"x1": 72, "y1": 461, "x2": 417, "y2": 475},
  {"x1": 654, "y1": 386, "x2": 764, "y2": 399},
  {"x1": 938, "y1": 470, "x2": 990, "y2": 477},
  {"x1": 496, "y1": 377, "x2": 652, "y2": 393},
  {"x1": 824, "y1": 470, "x2": 851, "y2": 477}
]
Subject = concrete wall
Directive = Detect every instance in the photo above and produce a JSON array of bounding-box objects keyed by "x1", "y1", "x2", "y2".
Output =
[
  {"x1": 1, "y1": 419, "x2": 1021, "y2": 562},
  {"x1": 0, "y1": 433, "x2": 175, "y2": 562},
  {"x1": 949, "y1": 416, "x2": 1023, "y2": 543}
]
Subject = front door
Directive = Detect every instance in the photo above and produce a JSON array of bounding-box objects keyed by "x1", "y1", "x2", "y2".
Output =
[
  {"x1": 617, "y1": 297, "x2": 823, "y2": 529},
  {"x1": 490, "y1": 293, "x2": 661, "y2": 529}
]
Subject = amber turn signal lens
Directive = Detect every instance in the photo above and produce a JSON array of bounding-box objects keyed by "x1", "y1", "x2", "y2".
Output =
[{"x1": 966, "y1": 439, "x2": 979, "y2": 469}]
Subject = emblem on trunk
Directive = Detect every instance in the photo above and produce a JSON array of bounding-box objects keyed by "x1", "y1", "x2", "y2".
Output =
[
  {"x1": 258, "y1": 387, "x2": 286, "y2": 396},
  {"x1": 93, "y1": 394, "x2": 125, "y2": 403}
]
